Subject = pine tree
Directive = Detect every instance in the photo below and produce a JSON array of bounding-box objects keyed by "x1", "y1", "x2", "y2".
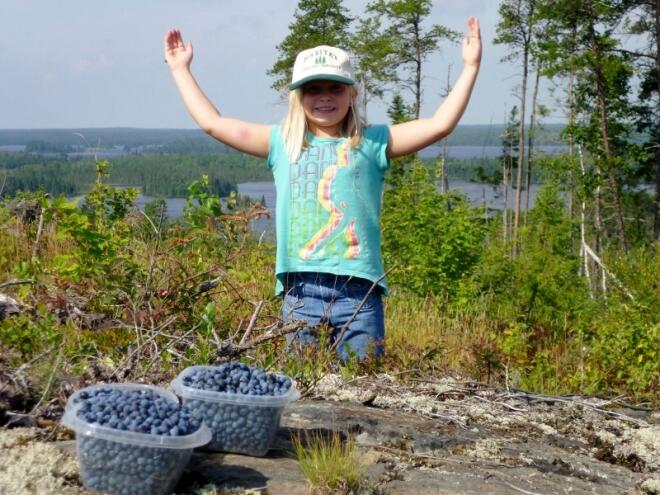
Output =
[
  {"x1": 267, "y1": 0, "x2": 353, "y2": 93},
  {"x1": 367, "y1": 0, "x2": 459, "y2": 119}
]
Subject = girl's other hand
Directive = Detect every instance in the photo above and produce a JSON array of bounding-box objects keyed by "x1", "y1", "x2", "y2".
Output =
[
  {"x1": 164, "y1": 29, "x2": 193, "y2": 72},
  {"x1": 462, "y1": 17, "x2": 482, "y2": 68}
]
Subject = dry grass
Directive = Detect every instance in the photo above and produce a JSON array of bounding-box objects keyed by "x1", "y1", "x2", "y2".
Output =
[{"x1": 384, "y1": 294, "x2": 497, "y2": 375}]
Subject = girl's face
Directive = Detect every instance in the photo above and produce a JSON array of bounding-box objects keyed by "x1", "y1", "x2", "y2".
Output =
[{"x1": 301, "y1": 80, "x2": 355, "y2": 138}]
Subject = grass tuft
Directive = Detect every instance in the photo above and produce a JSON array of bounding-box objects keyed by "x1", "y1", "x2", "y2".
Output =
[{"x1": 293, "y1": 430, "x2": 365, "y2": 494}]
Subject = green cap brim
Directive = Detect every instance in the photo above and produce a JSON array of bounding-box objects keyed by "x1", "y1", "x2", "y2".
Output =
[{"x1": 289, "y1": 74, "x2": 355, "y2": 90}]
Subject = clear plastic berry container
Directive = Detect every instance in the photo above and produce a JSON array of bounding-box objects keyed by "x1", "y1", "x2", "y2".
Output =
[
  {"x1": 61, "y1": 383, "x2": 211, "y2": 495},
  {"x1": 171, "y1": 365, "x2": 300, "y2": 456}
]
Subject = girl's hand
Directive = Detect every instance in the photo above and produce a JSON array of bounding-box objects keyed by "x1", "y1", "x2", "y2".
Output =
[
  {"x1": 164, "y1": 29, "x2": 193, "y2": 72},
  {"x1": 462, "y1": 17, "x2": 482, "y2": 68}
]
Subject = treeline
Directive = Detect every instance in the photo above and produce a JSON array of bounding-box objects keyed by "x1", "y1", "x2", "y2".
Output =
[
  {"x1": 0, "y1": 124, "x2": 567, "y2": 149},
  {"x1": 0, "y1": 128, "x2": 214, "y2": 148},
  {"x1": 0, "y1": 152, "x2": 272, "y2": 197}
]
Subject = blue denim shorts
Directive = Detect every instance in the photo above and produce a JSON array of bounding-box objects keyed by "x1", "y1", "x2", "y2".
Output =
[{"x1": 281, "y1": 272, "x2": 385, "y2": 362}]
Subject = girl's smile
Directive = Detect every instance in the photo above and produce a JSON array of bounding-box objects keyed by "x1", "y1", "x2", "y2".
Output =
[{"x1": 301, "y1": 80, "x2": 355, "y2": 137}]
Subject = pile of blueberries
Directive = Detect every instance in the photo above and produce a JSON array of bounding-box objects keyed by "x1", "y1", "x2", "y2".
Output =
[
  {"x1": 181, "y1": 363, "x2": 293, "y2": 455},
  {"x1": 74, "y1": 387, "x2": 202, "y2": 436},
  {"x1": 73, "y1": 388, "x2": 202, "y2": 495},
  {"x1": 78, "y1": 437, "x2": 190, "y2": 495},
  {"x1": 74, "y1": 388, "x2": 201, "y2": 437},
  {"x1": 181, "y1": 362, "x2": 292, "y2": 396}
]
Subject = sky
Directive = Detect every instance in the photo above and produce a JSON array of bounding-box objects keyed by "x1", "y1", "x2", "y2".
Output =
[{"x1": 0, "y1": 0, "x2": 565, "y2": 130}]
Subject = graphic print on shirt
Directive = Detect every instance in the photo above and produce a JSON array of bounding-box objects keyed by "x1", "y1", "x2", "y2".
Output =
[{"x1": 288, "y1": 140, "x2": 360, "y2": 261}]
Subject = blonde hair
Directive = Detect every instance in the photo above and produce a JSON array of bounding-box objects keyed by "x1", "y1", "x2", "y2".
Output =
[{"x1": 281, "y1": 86, "x2": 365, "y2": 162}]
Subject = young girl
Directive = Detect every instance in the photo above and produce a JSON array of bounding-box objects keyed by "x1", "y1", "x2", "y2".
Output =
[{"x1": 164, "y1": 18, "x2": 482, "y2": 362}]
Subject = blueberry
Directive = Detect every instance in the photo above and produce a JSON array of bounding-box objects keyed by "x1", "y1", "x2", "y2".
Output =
[
  {"x1": 180, "y1": 363, "x2": 294, "y2": 455},
  {"x1": 70, "y1": 386, "x2": 201, "y2": 495}
]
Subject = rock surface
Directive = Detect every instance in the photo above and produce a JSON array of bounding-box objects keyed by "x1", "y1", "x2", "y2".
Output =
[{"x1": 1, "y1": 374, "x2": 658, "y2": 494}]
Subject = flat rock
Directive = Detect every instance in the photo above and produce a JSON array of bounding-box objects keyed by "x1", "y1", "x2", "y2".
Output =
[{"x1": 12, "y1": 375, "x2": 660, "y2": 494}]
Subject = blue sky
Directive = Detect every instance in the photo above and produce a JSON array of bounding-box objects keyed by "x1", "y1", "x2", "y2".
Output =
[{"x1": 0, "y1": 0, "x2": 562, "y2": 129}]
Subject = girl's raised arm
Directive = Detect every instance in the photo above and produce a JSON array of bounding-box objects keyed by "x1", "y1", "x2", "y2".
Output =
[
  {"x1": 387, "y1": 17, "x2": 482, "y2": 158},
  {"x1": 164, "y1": 29, "x2": 270, "y2": 158}
]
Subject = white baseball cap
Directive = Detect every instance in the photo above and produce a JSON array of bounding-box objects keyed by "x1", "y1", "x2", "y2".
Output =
[{"x1": 289, "y1": 45, "x2": 355, "y2": 90}]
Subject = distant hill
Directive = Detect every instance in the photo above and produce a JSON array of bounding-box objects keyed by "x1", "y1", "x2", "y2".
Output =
[
  {"x1": 0, "y1": 124, "x2": 567, "y2": 149},
  {"x1": 0, "y1": 128, "x2": 229, "y2": 153}
]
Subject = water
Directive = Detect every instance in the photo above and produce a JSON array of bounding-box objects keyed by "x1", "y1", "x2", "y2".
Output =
[
  {"x1": 0, "y1": 145, "x2": 27, "y2": 152},
  {"x1": 418, "y1": 144, "x2": 566, "y2": 159},
  {"x1": 0, "y1": 144, "x2": 565, "y2": 160},
  {"x1": 133, "y1": 181, "x2": 541, "y2": 241}
]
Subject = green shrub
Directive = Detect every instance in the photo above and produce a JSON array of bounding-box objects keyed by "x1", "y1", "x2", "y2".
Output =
[{"x1": 382, "y1": 161, "x2": 487, "y2": 297}]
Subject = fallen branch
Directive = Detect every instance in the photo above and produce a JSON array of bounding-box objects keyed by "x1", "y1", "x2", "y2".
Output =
[
  {"x1": 239, "y1": 300, "x2": 264, "y2": 346},
  {"x1": 213, "y1": 320, "x2": 307, "y2": 362},
  {"x1": 0, "y1": 279, "x2": 36, "y2": 289}
]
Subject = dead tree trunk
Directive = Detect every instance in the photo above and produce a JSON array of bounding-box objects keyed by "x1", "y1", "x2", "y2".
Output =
[
  {"x1": 513, "y1": 47, "x2": 529, "y2": 255},
  {"x1": 525, "y1": 66, "x2": 541, "y2": 223}
]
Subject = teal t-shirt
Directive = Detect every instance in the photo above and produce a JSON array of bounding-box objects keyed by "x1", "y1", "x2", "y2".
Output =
[{"x1": 267, "y1": 125, "x2": 391, "y2": 295}]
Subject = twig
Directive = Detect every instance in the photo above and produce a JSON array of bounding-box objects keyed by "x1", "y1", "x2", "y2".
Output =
[
  {"x1": 0, "y1": 170, "x2": 6, "y2": 196},
  {"x1": 28, "y1": 347, "x2": 63, "y2": 416},
  {"x1": 472, "y1": 394, "x2": 528, "y2": 413},
  {"x1": 239, "y1": 300, "x2": 264, "y2": 345},
  {"x1": 142, "y1": 322, "x2": 202, "y2": 372},
  {"x1": 12, "y1": 346, "x2": 56, "y2": 377},
  {"x1": 420, "y1": 410, "x2": 469, "y2": 429},
  {"x1": 502, "y1": 390, "x2": 649, "y2": 426},
  {"x1": 582, "y1": 242, "x2": 636, "y2": 303},
  {"x1": 341, "y1": 368, "x2": 421, "y2": 388},
  {"x1": 330, "y1": 267, "x2": 395, "y2": 353},
  {"x1": 0, "y1": 279, "x2": 36, "y2": 289},
  {"x1": 142, "y1": 205, "x2": 165, "y2": 298},
  {"x1": 500, "y1": 480, "x2": 543, "y2": 495},
  {"x1": 31, "y1": 206, "x2": 46, "y2": 259},
  {"x1": 110, "y1": 316, "x2": 178, "y2": 379}
]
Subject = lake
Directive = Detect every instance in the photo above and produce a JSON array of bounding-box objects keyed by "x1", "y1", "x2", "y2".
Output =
[
  {"x1": 0, "y1": 144, "x2": 566, "y2": 160},
  {"x1": 418, "y1": 144, "x2": 565, "y2": 159},
  {"x1": 138, "y1": 180, "x2": 542, "y2": 239}
]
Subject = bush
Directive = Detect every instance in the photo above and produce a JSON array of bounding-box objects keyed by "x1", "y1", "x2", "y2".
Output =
[{"x1": 382, "y1": 161, "x2": 487, "y2": 298}]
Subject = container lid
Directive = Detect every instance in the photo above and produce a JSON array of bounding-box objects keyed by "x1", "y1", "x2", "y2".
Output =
[
  {"x1": 61, "y1": 383, "x2": 212, "y2": 449},
  {"x1": 171, "y1": 365, "x2": 301, "y2": 407}
]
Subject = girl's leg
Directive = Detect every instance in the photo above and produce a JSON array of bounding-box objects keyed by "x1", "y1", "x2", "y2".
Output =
[
  {"x1": 281, "y1": 273, "x2": 326, "y2": 349},
  {"x1": 328, "y1": 277, "x2": 385, "y2": 362}
]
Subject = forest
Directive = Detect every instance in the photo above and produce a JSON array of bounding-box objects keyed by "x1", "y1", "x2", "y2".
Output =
[{"x1": 0, "y1": 0, "x2": 658, "y2": 439}]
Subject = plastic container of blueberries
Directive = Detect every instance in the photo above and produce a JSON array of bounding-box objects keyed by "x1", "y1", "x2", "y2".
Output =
[
  {"x1": 61, "y1": 383, "x2": 212, "y2": 495},
  {"x1": 171, "y1": 365, "x2": 300, "y2": 456}
]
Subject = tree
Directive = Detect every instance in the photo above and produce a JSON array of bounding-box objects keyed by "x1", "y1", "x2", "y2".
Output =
[
  {"x1": 624, "y1": 0, "x2": 659, "y2": 240},
  {"x1": 494, "y1": 0, "x2": 539, "y2": 250},
  {"x1": 387, "y1": 93, "x2": 414, "y2": 124},
  {"x1": 367, "y1": 0, "x2": 459, "y2": 119},
  {"x1": 386, "y1": 92, "x2": 416, "y2": 187},
  {"x1": 349, "y1": 16, "x2": 399, "y2": 116},
  {"x1": 500, "y1": 105, "x2": 521, "y2": 242},
  {"x1": 267, "y1": 0, "x2": 353, "y2": 93},
  {"x1": 525, "y1": 63, "x2": 550, "y2": 222},
  {"x1": 537, "y1": 0, "x2": 635, "y2": 252}
]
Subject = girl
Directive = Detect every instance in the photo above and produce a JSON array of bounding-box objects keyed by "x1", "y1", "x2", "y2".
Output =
[{"x1": 164, "y1": 17, "x2": 482, "y2": 362}]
